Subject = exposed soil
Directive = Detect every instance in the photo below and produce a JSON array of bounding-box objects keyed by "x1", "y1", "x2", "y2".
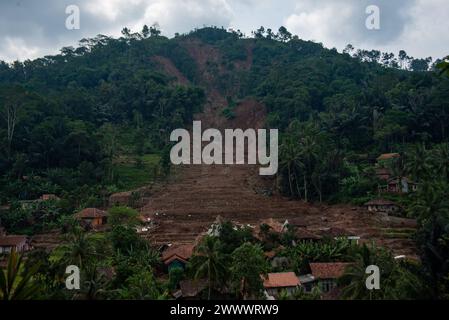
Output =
[
  {"x1": 141, "y1": 45, "x2": 418, "y2": 258},
  {"x1": 152, "y1": 56, "x2": 190, "y2": 85}
]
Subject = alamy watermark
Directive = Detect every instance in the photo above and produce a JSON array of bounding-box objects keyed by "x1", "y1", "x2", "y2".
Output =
[
  {"x1": 366, "y1": 265, "x2": 380, "y2": 290},
  {"x1": 366, "y1": 5, "x2": 380, "y2": 30},
  {"x1": 170, "y1": 121, "x2": 278, "y2": 176},
  {"x1": 65, "y1": 265, "x2": 80, "y2": 290},
  {"x1": 65, "y1": 5, "x2": 80, "y2": 30}
]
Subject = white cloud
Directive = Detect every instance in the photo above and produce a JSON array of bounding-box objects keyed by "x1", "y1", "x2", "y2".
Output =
[
  {"x1": 284, "y1": 0, "x2": 448, "y2": 59},
  {"x1": 285, "y1": 2, "x2": 354, "y2": 47},
  {"x1": 0, "y1": 0, "x2": 447, "y2": 62},
  {"x1": 1, "y1": 37, "x2": 41, "y2": 62},
  {"x1": 382, "y1": 0, "x2": 449, "y2": 59},
  {"x1": 135, "y1": 0, "x2": 234, "y2": 35}
]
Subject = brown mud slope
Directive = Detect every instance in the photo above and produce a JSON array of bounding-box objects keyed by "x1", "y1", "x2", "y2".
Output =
[
  {"x1": 152, "y1": 56, "x2": 190, "y2": 86},
  {"x1": 141, "y1": 41, "x2": 417, "y2": 258}
]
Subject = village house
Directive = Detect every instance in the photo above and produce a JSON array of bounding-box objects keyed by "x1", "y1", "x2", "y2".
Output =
[
  {"x1": 377, "y1": 153, "x2": 400, "y2": 163},
  {"x1": 18, "y1": 194, "x2": 61, "y2": 210},
  {"x1": 173, "y1": 279, "x2": 208, "y2": 300},
  {"x1": 75, "y1": 208, "x2": 109, "y2": 228},
  {"x1": 309, "y1": 262, "x2": 352, "y2": 294},
  {"x1": 298, "y1": 274, "x2": 316, "y2": 293},
  {"x1": 364, "y1": 199, "x2": 400, "y2": 214},
  {"x1": 383, "y1": 177, "x2": 418, "y2": 194},
  {"x1": 262, "y1": 272, "x2": 301, "y2": 298},
  {"x1": 375, "y1": 167, "x2": 392, "y2": 181},
  {"x1": 40, "y1": 194, "x2": 60, "y2": 201},
  {"x1": 0, "y1": 235, "x2": 31, "y2": 254},
  {"x1": 162, "y1": 243, "x2": 195, "y2": 271}
]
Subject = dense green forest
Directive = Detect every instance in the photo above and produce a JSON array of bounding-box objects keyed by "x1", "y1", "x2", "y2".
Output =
[{"x1": 1, "y1": 26, "x2": 449, "y2": 300}]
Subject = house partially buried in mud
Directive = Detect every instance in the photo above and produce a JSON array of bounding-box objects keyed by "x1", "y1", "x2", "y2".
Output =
[{"x1": 364, "y1": 199, "x2": 400, "y2": 214}]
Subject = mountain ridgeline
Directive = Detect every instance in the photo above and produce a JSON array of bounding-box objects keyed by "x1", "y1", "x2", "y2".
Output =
[{"x1": 0, "y1": 26, "x2": 448, "y2": 207}]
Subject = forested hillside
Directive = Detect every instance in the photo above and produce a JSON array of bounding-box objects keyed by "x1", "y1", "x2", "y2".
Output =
[
  {"x1": 1, "y1": 27, "x2": 448, "y2": 206},
  {"x1": 1, "y1": 26, "x2": 449, "y2": 299}
]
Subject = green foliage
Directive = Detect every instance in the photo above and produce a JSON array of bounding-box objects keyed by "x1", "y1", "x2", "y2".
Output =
[
  {"x1": 284, "y1": 238, "x2": 356, "y2": 274},
  {"x1": 189, "y1": 236, "x2": 227, "y2": 300},
  {"x1": 108, "y1": 206, "x2": 140, "y2": 227},
  {"x1": 339, "y1": 244, "x2": 429, "y2": 300},
  {"x1": 110, "y1": 225, "x2": 146, "y2": 254},
  {"x1": 56, "y1": 226, "x2": 108, "y2": 269},
  {"x1": 117, "y1": 269, "x2": 167, "y2": 300},
  {"x1": 230, "y1": 242, "x2": 268, "y2": 299},
  {"x1": 113, "y1": 154, "x2": 160, "y2": 191},
  {"x1": 0, "y1": 249, "x2": 40, "y2": 300},
  {"x1": 0, "y1": 26, "x2": 448, "y2": 300},
  {"x1": 436, "y1": 56, "x2": 449, "y2": 77},
  {"x1": 409, "y1": 181, "x2": 449, "y2": 298},
  {"x1": 217, "y1": 221, "x2": 255, "y2": 254},
  {"x1": 167, "y1": 267, "x2": 185, "y2": 291}
]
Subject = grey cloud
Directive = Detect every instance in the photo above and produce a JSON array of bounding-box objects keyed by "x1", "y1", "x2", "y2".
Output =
[{"x1": 0, "y1": 0, "x2": 447, "y2": 62}]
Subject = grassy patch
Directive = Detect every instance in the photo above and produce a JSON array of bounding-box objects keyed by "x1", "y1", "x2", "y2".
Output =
[{"x1": 114, "y1": 154, "x2": 161, "y2": 191}]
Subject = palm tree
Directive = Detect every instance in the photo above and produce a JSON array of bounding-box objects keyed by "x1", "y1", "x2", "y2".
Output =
[
  {"x1": 405, "y1": 144, "x2": 431, "y2": 182},
  {"x1": 298, "y1": 133, "x2": 319, "y2": 202},
  {"x1": 189, "y1": 236, "x2": 227, "y2": 300},
  {"x1": 410, "y1": 182, "x2": 449, "y2": 298},
  {"x1": 279, "y1": 134, "x2": 301, "y2": 198},
  {"x1": 433, "y1": 144, "x2": 449, "y2": 181},
  {"x1": 339, "y1": 245, "x2": 375, "y2": 300},
  {"x1": 59, "y1": 226, "x2": 95, "y2": 269},
  {"x1": 0, "y1": 249, "x2": 40, "y2": 300}
]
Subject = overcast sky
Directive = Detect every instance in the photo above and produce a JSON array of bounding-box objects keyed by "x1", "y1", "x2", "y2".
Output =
[{"x1": 0, "y1": 0, "x2": 448, "y2": 62}]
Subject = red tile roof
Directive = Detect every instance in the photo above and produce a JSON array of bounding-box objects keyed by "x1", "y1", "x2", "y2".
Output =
[
  {"x1": 377, "y1": 153, "x2": 400, "y2": 161},
  {"x1": 263, "y1": 272, "x2": 300, "y2": 288},
  {"x1": 41, "y1": 194, "x2": 60, "y2": 201},
  {"x1": 75, "y1": 208, "x2": 108, "y2": 219},
  {"x1": 310, "y1": 263, "x2": 352, "y2": 279},
  {"x1": 0, "y1": 235, "x2": 29, "y2": 247},
  {"x1": 162, "y1": 244, "x2": 195, "y2": 265}
]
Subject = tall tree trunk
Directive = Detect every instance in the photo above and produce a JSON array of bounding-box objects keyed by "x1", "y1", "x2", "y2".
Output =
[
  {"x1": 208, "y1": 261, "x2": 211, "y2": 300},
  {"x1": 303, "y1": 174, "x2": 308, "y2": 203},
  {"x1": 294, "y1": 170, "x2": 301, "y2": 199},
  {"x1": 288, "y1": 164, "x2": 294, "y2": 198}
]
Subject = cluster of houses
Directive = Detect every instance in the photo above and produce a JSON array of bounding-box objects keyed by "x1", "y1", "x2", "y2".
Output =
[
  {"x1": 375, "y1": 153, "x2": 419, "y2": 194},
  {"x1": 18, "y1": 194, "x2": 61, "y2": 209},
  {"x1": 362, "y1": 153, "x2": 419, "y2": 216},
  {"x1": 0, "y1": 194, "x2": 60, "y2": 253},
  {"x1": 262, "y1": 262, "x2": 352, "y2": 299},
  {"x1": 1, "y1": 153, "x2": 415, "y2": 298},
  {"x1": 156, "y1": 217, "x2": 360, "y2": 300}
]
